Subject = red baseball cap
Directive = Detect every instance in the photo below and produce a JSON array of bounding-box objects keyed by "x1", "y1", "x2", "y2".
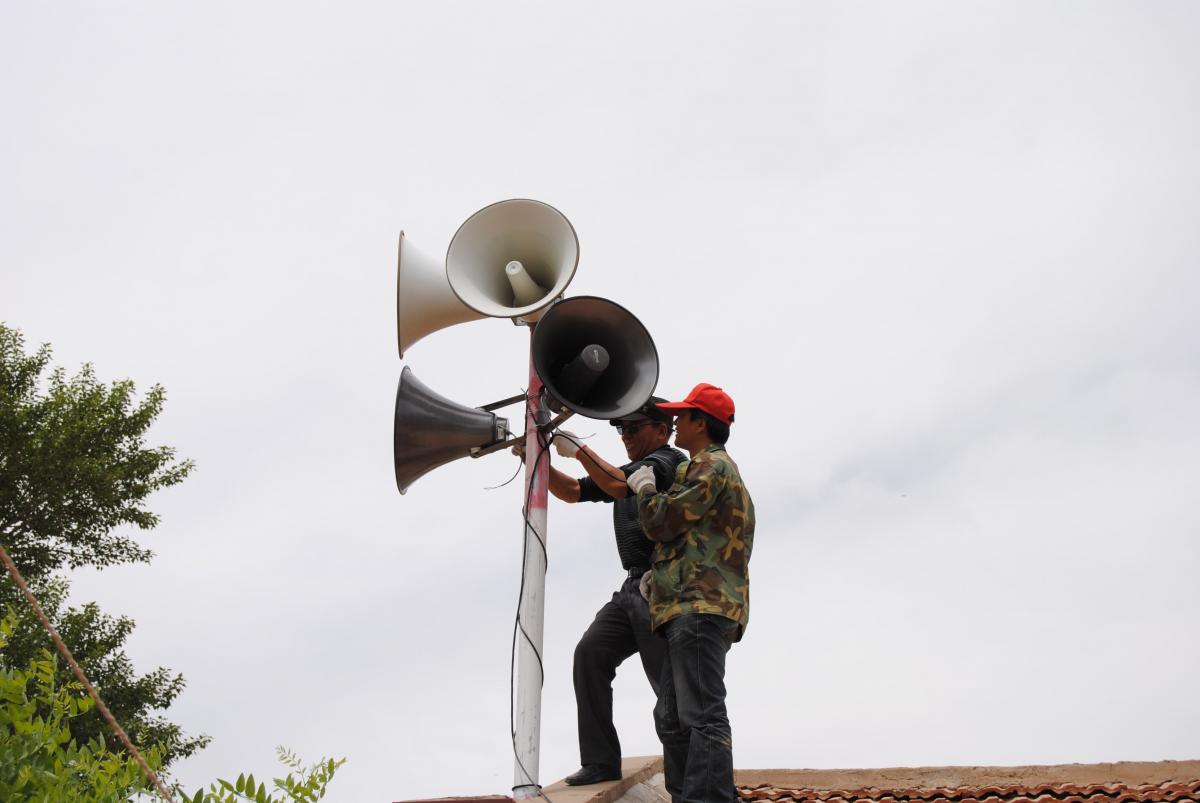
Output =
[{"x1": 655, "y1": 383, "x2": 735, "y2": 425}]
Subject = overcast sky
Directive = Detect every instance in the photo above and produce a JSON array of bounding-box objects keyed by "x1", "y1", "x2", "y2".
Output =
[{"x1": 4, "y1": 2, "x2": 1200, "y2": 800}]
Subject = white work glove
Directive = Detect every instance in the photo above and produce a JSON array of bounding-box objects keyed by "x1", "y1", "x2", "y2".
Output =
[
  {"x1": 626, "y1": 464, "x2": 656, "y2": 494},
  {"x1": 553, "y1": 430, "x2": 581, "y2": 459},
  {"x1": 639, "y1": 570, "x2": 652, "y2": 602}
]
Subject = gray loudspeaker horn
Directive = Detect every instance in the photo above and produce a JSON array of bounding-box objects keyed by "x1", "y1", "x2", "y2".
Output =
[
  {"x1": 393, "y1": 366, "x2": 509, "y2": 494},
  {"x1": 397, "y1": 231, "x2": 487, "y2": 358},
  {"x1": 446, "y1": 199, "x2": 579, "y2": 323},
  {"x1": 531, "y1": 296, "x2": 659, "y2": 420}
]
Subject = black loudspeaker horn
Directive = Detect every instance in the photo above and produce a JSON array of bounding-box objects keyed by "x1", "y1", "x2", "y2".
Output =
[
  {"x1": 393, "y1": 366, "x2": 510, "y2": 494},
  {"x1": 531, "y1": 296, "x2": 659, "y2": 420}
]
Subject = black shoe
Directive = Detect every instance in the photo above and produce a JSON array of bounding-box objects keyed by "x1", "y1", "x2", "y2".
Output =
[{"x1": 564, "y1": 764, "x2": 622, "y2": 786}]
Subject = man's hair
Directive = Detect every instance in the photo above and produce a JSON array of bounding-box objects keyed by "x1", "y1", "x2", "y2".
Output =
[{"x1": 684, "y1": 409, "x2": 730, "y2": 445}]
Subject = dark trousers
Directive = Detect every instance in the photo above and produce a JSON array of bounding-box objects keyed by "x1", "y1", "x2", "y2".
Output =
[
  {"x1": 574, "y1": 574, "x2": 667, "y2": 771},
  {"x1": 654, "y1": 613, "x2": 738, "y2": 803}
]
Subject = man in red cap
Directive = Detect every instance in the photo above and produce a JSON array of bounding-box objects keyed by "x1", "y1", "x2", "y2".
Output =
[{"x1": 624, "y1": 383, "x2": 755, "y2": 803}]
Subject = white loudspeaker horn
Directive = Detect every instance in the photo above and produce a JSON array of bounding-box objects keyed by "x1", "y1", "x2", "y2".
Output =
[
  {"x1": 446, "y1": 199, "x2": 579, "y2": 322},
  {"x1": 396, "y1": 231, "x2": 486, "y2": 358}
]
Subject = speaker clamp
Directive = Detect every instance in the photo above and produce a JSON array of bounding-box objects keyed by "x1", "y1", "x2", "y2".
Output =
[{"x1": 468, "y1": 409, "x2": 574, "y2": 459}]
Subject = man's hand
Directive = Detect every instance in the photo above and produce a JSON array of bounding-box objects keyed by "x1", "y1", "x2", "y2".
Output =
[
  {"x1": 553, "y1": 430, "x2": 582, "y2": 459},
  {"x1": 510, "y1": 440, "x2": 526, "y2": 460},
  {"x1": 626, "y1": 464, "x2": 656, "y2": 494},
  {"x1": 639, "y1": 569, "x2": 652, "y2": 602}
]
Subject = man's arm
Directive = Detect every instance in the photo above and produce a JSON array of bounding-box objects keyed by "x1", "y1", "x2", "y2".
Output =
[
  {"x1": 548, "y1": 464, "x2": 581, "y2": 503},
  {"x1": 635, "y1": 456, "x2": 722, "y2": 542},
  {"x1": 514, "y1": 441, "x2": 581, "y2": 502},
  {"x1": 575, "y1": 445, "x2": 630, "y2": 499}
]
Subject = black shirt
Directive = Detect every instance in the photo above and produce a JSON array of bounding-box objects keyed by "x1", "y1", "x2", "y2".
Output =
[{"x1": 577, "y1": 445, "x2": 687, "y2": 571}]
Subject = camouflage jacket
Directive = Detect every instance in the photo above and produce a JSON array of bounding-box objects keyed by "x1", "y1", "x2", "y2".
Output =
[{"x1": 635, "y1": 444, "x2": 755, "y2": 640}]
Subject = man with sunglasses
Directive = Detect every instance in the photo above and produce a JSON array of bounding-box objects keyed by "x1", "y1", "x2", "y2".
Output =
[{"x1": 543, "y1": 398, "x2": 686, "y2": 786}]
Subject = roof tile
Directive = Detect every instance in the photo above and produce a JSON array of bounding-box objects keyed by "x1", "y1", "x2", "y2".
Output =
[{"x1": 739, "y1": 779, "x2": 1200, "y2": 803}]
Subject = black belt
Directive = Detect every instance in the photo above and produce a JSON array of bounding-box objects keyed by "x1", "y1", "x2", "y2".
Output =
[{"x1": 626, "y1": 566, "x2": 649, "y2": 578}]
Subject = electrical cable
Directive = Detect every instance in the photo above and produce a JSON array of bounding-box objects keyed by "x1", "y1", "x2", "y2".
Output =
[
  {"x1": 553, "y1": 432, "x2": 625, "y2": 484},
  {"x1": 553, "y1": 430, "x2": 669, "y2": 486},
  {"x1": 485, "y1": 458, "x2": 524, "y2": 490},
  {"x1": 509, "y1": 391, "x2": 556, "y2": 803}
]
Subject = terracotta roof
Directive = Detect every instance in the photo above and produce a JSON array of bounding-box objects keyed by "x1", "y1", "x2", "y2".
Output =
[
  {"x1": 393, "y1": 797, "x2": 513, "y2": 802},
  {"x1": 737, "y1": 780, "x2": 1200, "y2": 803},
  {"x1": 392, "y1": 759, "x2": 1200, "y2": 803},
  {"x1": 736, "y1": 763, "x2": 1200, "y2": 803}
]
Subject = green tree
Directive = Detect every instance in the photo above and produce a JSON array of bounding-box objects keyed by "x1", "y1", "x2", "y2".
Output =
[
  {"x1": 1, "y1": 577, "x2": 207, "y2": 767},
  {"x1": 1, "y1": 613, "x2": 344, "y2": 802},
  {"x1": 0, "y1": 322, "x2": 206, "y2": 768},
  {"x1": 0, "y1": 324, "x2": 191, "y2": 573},
  {"x1": 0, "y1": 612, "x2": 164, "y2": 801}
]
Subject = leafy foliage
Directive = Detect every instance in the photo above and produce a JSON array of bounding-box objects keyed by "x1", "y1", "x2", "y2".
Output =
[
  {"x1": 0, "y1": 323, "x2": 205, "y2": 769},
  {"x1": 0, "y1": 612, "x2": 164, "y2": 801},
  {"x1": 1, "y1": 581, "x2": 210, "y2": 768},
  {"x1": 2, "y1": 613, "x2": 346, "y2": 803},
  {"x1": 189, "y1": 748, "x2": 346, "y2": 803},
  {"x1": 0, "y1": 322, "x2": 193, "y2": 576},
  {"x1": 0, "y1": 326, "x2": 348, "y2": 799}
]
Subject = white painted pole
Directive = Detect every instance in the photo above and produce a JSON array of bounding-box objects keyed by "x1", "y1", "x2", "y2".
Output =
[{"x1": 513, "y1": 326, "x2": 549, "y2": 799}]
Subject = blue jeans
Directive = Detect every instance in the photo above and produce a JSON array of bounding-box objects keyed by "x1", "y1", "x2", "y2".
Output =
[{"x1": 653, "y1": 613, "x2": 738, "y2": 803}]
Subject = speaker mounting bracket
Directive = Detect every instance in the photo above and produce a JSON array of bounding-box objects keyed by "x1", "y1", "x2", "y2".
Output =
[
  {"x1": 539, "y1": 409, "x2": 573, "y2": 432},
  {"x1": 479, "y1": 393, "x2": 527, "y2": 412},
  {"x1": 468, "y1": 410, "x2": 574, "y2": 459}
]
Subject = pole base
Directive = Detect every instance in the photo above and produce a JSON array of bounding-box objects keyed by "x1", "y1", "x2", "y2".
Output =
[{"x1": 512, "y1": 783, "x2": 542, "y2": 800}]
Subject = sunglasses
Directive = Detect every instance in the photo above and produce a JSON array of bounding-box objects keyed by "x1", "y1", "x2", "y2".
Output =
[{"x1": 614, "y1": 420, "x2": 662, "y2": 436}]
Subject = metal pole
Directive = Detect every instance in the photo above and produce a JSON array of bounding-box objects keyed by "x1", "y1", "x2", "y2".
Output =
[{"x1": 513, "y1": 325, "x2": 549, "y2": 799}]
